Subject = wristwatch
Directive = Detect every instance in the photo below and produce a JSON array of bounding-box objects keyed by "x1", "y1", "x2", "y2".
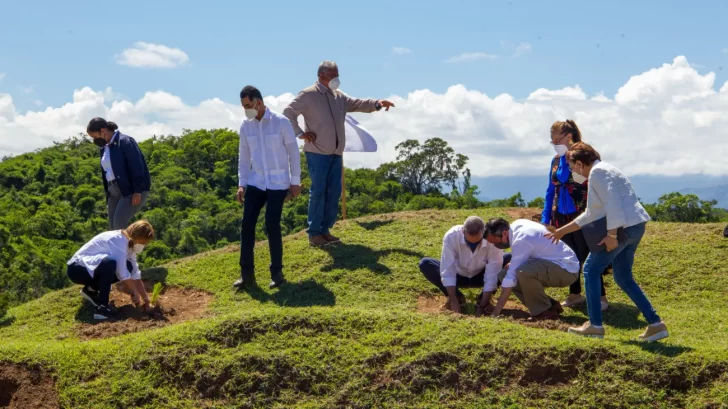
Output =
[
  {"x1": 607, "y1": 233, "x2": 618, "y2": 239},
  {"x1": 375, "y1": 101, "x2": 382, "y2": 111}
]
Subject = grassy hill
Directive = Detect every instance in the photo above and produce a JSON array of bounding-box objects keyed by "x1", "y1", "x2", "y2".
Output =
[{"x1": 1, "y1": 209, "x2": 727, "y2": 408}]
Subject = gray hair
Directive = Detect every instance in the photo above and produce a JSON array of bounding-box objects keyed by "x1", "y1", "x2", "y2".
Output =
[
  {"x1": 463, "y1": 216, "x2": 485, "y2": 236},
  {"x1": 317, "y1": 60, "x2": 338, "y2": 77}
]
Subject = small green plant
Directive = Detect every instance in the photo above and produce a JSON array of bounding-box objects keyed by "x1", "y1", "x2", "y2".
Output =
[{"x1": 150, "y1": 283, "x2": 163, "y2": 306}]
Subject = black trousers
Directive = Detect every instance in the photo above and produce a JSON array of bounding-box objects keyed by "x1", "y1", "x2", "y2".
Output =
[
  {"x1": 419, "y1": 253, "x2": 513, "y2": 298},
  {"x1": 239, "y1": 186, "x2": 288, "y2": 280},
  {"x1": 561, "y1": 229, "x2": 607, "y2": 296},
  {"x1": 67, "y1": 258, "x2": 119, "y2": 306}
]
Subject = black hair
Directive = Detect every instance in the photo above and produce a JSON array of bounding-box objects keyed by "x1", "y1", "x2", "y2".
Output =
[
  {"x1": 87, "y1": 117, "x2": 119, "y2": 133},
  {"x1": 239, "y1": 85, "x2": 262, "y2": 101},
  {"x1": 484, "y1": 218, "x2": 510, "y2": 238}
]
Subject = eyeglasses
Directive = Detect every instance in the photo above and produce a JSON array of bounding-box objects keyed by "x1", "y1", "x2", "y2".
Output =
[{"x1": 550, "y1": 133, "x2": 569, "y2": 145}]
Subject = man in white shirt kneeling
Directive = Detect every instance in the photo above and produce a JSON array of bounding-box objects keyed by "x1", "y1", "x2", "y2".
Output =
[
  {"x1": 419, "y1": 216, "x2": 509, "y2": 314},
  {"x1": 234, "y1": 85, "x2": 302, "y2": 290},
  {"x1": 483, "y1": 218, "x2": 580, "y2": 320}
]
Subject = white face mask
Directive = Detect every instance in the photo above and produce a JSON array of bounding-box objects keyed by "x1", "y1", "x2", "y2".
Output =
[
  {"x1": 244, "y1": 101, "x2": 259, "y2": 120},
  {"x1": 553, "y1": 144, "x2": 568, "y2": 157},
  {"x1": 133, "y1": 243, "x2": 146, "y2": 254},
  {"x1": 328, "y1": 77, "x2": 340, "y2": 91},
  {"x1": 572, "y1": 165, "x2": 588, "y2": 184}
]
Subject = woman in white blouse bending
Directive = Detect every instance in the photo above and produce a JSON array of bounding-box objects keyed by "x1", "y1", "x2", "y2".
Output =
[
  {"x1": 546, "y1": 142, "x2": 668, "y2": 342},
  {"x1": 66, "y1": 220, "x2": 155, "y2": 320}
]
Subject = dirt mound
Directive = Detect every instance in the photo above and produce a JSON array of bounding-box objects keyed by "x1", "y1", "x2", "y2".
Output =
[
  {"x1": 0, "y1": 364, "x2": 59, "y2": 409},
  {"x1": 416, "y1": 295, "x2": 571, "y2": 331},
  {"x1": 75, "y1": 281, "x2": 213, "y2": 340},
  {"x1": 504, "y1": 207, "x2": 542, "y2": 221}
]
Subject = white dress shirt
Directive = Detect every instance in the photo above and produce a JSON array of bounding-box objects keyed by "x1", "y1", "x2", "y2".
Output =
[
  {"x1": 574, "y1": 160, "x2": 651, "y2": 230},
  {"x1": 502, "y1": 220, "x2": 580, "y2": 288},
  {"x1": 100, "y1": 131, "x2": 119, "y2": 182},
  {"x1": 239, "y1": 107, "x2": 301, "y2": 191},
  {"x1": 440, "y1": 225, "x2": 505, "y2": 292},
  {"x1": 67, "y1": 230, "x2": 141, "y2": 281}
]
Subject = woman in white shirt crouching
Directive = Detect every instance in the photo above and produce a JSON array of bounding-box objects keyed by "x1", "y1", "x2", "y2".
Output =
[
  {"x1": 546, "y1": 142, "x2": 668, "y2": 342},
  {"x1": 66, "y1": 220, "x2": 155, "y2": 320}
]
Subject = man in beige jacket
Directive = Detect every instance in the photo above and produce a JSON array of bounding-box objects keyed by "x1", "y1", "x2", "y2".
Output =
[{"x1": 283, "y1": 60, "x2": 395, "y2": 246}]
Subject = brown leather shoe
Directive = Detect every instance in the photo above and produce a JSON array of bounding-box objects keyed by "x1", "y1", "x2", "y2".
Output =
[
  {"x1": 309, "y1": 235, "x2": 329, "y2": 246},
  {"x1": 323, "y1": 233, "x2": 341, "y2": 243}
]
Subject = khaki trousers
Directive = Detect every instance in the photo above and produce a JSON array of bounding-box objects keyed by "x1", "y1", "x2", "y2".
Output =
[{"x1": 498, "y1": 259, "x2": 577, "y2": 316}]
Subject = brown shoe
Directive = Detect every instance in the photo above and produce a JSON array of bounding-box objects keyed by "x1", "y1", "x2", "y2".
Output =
[
  {"x1": 323, "y1": 234, "x2": 341, "y2": 243},
  {"x1": 309, "y1": 235, "x2": 329, "y2": 246}
]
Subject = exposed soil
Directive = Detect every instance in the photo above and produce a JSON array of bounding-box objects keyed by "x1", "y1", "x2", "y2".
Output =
[
  {"x1": 504, "y1": 207, "x2": 543, "y2": 221},
  {"x1": 75, "y1": 281, "x2": 213, "y2": 340},
  {"x1": 0, "y1": 363, "x2": 59, "y2": 409},
  {"x1": 416, "y1": 295, "x2": 571, "y2": 332}
]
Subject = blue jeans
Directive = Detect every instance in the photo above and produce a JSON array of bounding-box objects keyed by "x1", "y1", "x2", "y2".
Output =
[
  {"x1": 583, "y1": 222, "x2": 660, "y2": 326},
  {"x1": 305, "y1": 152, "x2": 342, "y2": 237}
]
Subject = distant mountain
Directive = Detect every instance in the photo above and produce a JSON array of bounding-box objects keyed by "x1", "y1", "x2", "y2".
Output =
[
  {"x1": 680, "y1": 184, "x2": 728, "y2": 209},
  {"x1": 472, "y1": 174, "x2": 728, "y2": 208}
]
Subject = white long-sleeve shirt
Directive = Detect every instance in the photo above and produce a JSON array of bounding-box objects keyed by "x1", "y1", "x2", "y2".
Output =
[
  {"x1": 238, "y1": 107, "x2": 301, "y2": 191},
  {"x1": 440, "y1": 225, "x2": 504, "y2": 292},
  {"x1": 501, "y1": 220, "x2": 580, "y2": 288},
  {"x1": 67, "y1": 231, "x2": 141, "y2": 281},
  {"x1": 574, "y1": 160, "x2": 651, "y2": 230}
]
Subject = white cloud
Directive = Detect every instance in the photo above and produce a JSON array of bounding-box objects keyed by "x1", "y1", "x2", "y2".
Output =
[
  {"x1": 115, "y1": 42, "x2": 189, "y2": 68},
  {"x1": 392, "y1": 47, "x2": 412, "y2": 55},
  {"x1": 0, "y1": 73, "x2": 5, "y2": 81},
  {"x1": 501, "y1": 41, "x2": 532, "y2": 57},
  {"x1": 445, "y1": 52, "x2": 499, "y2": 64},
  {"x1": 2, "y1": 56, "x2": 727, "y2": 177},
  {"x1": 514, "y1": 42, "x2": 532, "y2": 57}
]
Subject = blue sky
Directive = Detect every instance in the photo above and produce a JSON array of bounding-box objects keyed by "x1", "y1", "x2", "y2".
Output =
[{"x1": 2, "y1": 0, "x2": 728, "y2": 112}]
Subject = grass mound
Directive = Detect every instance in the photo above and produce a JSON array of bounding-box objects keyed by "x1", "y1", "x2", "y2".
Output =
[{"x1": 0, "y1": 209, "x2": 727, "y2": 408}]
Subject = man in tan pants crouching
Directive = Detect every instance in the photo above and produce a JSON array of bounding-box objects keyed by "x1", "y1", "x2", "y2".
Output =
[{"x1": 482, "y1": 218, "x2": 580, "y2": 320}]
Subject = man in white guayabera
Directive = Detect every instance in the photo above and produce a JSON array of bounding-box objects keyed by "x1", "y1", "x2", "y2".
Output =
[
  {"x1": 418, "y1": 216, "x2": 509, "y2": 315},
  {"x1": 234, "y1": 85, "x2": 302, "y2": 290}
]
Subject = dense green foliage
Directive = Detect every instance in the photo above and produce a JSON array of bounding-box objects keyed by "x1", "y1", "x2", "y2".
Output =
[
  {"x1": 642, "y1": 192, "x2": 726, "y2": 222},
  {"x1": 1, "y1": 210, "x2": 727, "y2": 408}
]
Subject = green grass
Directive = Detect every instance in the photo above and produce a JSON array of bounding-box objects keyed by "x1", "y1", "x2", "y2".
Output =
[{"x1": 1, "y1": 209, "x2": 727, "y2": 408}]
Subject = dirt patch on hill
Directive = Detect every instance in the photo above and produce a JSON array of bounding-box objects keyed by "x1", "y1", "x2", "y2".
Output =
[
  {"x1": 416, "y1": 295, "x2": 571, "y2": 332},
  {"x1": 75, "y1": 281, "x2": 213, "y2": 340},
  {"x1": 503, "y1": 207, "x2": 543, "y2": 221},
  {"x1": 0, "y1": 363, "x2": 59, "y2": 409}
]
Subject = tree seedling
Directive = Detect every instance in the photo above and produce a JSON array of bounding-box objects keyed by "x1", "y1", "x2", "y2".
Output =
[{"x1": 150, "y1": 282, "x2": 163, "y2": 307}]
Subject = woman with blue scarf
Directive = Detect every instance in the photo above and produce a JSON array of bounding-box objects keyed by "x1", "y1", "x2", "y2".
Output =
[{"x1": 542, "y1": 120, "x2": 608, "y2": 310}]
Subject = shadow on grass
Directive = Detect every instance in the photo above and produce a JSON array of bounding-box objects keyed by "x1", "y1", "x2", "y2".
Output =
[
  {"x1": 141, "y1": 267, "x2": 169, "y2": 284},
  {"x1": 356, "y1": 219, "x2": 394, "y2": 231},
  {"x1": 563, "y1": 301, "x2": 646, "y2": 330},
  {"x1": 0, "y1": 315, "x2": 15, "y2": 328},
  {"x1": 319, "y1": 243, "x2": 425, "y2": 275},
  {"x1": 240, "y1": 279, "x2": 336, "y2": 307},
  {"x1": 621, "y1": 340, "x2": 694, "y2": 357}
]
